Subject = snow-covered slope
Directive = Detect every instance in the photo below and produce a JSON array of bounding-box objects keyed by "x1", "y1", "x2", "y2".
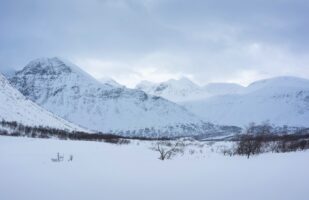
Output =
[
  {"x1": 0, "y1": 68, "x2": 16, "y2": 79},
  {"x1": 136, "y1": 78, "x2": 244, "y2": 102},
  {"x1": 0, "y1": 73, "x2": 83, "y2": 131},
  {"x1": 136, "y1": 78, "x2": 207, "y2": 102},
  {"x1": 10, "y1": 57, "x2": 237, "y2": 137},
  {"x1": 99, "y1": 77, "x2": 124, "y2": 88},
  {"x1": 183, "y1": 76, "x2": 309, "y2": 127}
]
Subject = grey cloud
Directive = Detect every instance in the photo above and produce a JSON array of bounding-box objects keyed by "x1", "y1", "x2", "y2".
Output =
[{"x1": 0, "y1": 0, "x2": 309, "y2": 86}]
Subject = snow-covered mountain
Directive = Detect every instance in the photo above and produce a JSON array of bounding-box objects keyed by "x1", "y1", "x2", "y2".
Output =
[
  {"x1": 136, "y1": 78, "x2": 244, "y2": 102},
  {"x1": 183, "y1": 76, "x2": 309, "y2": 127},
  {"x1": 0, "y1": 73, "x2": 83, "y2": 131},
  {"x1": 136, "y1": 78, "x2": 207, "y2": 102},
  {"x1": 99, "y1": 77, "x2": 124, "y2": 88},
  {"x1": 0, "y1": 68, "x2": 16, "y2": 79},
  {"x1": 10, "y1": 57, "x2": 239, "y2": 137}
]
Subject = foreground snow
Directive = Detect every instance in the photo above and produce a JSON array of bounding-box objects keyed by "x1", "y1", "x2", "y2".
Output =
[{"x1": 0, "y1": 136, "x2": 308, "y2": 200}]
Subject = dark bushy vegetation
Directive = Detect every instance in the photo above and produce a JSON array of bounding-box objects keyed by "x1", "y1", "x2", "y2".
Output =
[
  {"x1": 0, "y1": 120, "x2": 172, "y2": 143},
  {"x1": 150, "y1": 141, "x2": 185, "y2": 160},
  {"x1": 0, "y1": 120, "x2": 135, "y2": 144},
  {"x1": 231, "y1": 123, "x2": 309, "y2": 158},
  {"x1": 224, "y1": 122, "x2": 309, "y2": 158}
]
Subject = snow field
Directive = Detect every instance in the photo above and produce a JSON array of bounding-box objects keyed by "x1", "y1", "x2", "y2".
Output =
[{"x1": 0, "y1": 136, "x2": 308, "y2": 200}]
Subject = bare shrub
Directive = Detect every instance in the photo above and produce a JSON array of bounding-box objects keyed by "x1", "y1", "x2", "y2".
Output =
[
  {"x1": 221, "y1": 147, "x2": 234, "y2": 156},
  {"x1": 68, "y1": 155, "x2": 73, "y2": 162},
  {"x1": 151, "y1": 141, "x2": 185, "y2": 160},
  {"x1": 235, "y1": 135, "x2": 264, "y2": 158},
  {"x1": 51, "y1": 153, "x2": 64, "y2": 162},
  {"x1": 189, "y1": 149, "x2": 195, "y2": 155}
]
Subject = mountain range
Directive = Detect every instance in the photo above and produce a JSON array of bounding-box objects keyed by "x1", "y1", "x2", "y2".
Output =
[
  {"x1": 136, "y1": 76, "x2": 309, "y2": 127},
  {"x1": 1, "y1": 57, "x2": 308, "y2": 138},
  {"x1": 136, "y1": 78, "x2": 244, "y2": 102},
  {"x1": 183, "y1": 76, "x2": 309, "y2": 127},
  {"x1": 9, "y1": 57, "x2": 238, "y2": 137}
]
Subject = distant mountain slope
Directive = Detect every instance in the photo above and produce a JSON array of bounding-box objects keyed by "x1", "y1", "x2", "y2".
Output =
[
  {"x1": 0, "y1": 73, "x2": 84, "y2": 131},
  {"x1": 99, "y1": 77, "x2": 124, "y2": 88},
  {"x1": 10, "y1": 57, "x2": 238, "y2": 137},
  {"x1": 203, "y1": 83, "x2": 244, "y2": 96},
  {"x1": 136, "y1": 78, "x2": 206, "y2": 102},
  {"x1": 183, "y1": 76, "x2": 309, "y2": 127},
  {"x1": 136, "y1": 78, "x2": 244, "y2": 102}
]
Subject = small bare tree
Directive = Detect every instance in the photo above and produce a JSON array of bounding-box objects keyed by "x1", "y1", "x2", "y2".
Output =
[
  {"x1": 151, "y1": 141, "x2": 185, "y2": 160},
  {"x1": 260, "y1": 120, "x2": 272, "y2": 135},
  {"x1": 51, "y1": 152, "x2": 64, "y2": 162},
  {"x1": 235, "y1": 135, "x2": 264, "y2": 158},
  {"x1": 68, "y1": 155, "x2": 73, "y2": 162},
  {"x1": 245, "y1": 122, "x2": 256, "y2": 134}
]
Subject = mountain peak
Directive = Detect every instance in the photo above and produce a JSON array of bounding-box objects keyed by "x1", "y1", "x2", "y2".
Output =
[
  {"x1": 10, "y1": 58, "x2": 230, "y2": 137},
  {"x1": 99, "y1": 77, "x2": 123, "y2": 88},
  {"x1": 165, "y1": 77, "x2": 198, "y2": 88},
  {"x1": 21, "y1": 57, "x2": 71, "y2": 75},
  {"x1": 136, "y1": 77, "x2": 203, "y2": 102},
  {"x1": 247, "y1": 76, "x2": 309, "y2": 93},
  {"x1": 15, "y1": 57, "x2": 101, "y2": 87}
]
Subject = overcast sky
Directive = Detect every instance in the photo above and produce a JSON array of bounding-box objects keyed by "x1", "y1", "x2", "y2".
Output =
[{"x1": 1, "y1": 0, "x2": 309, "y2": 87}]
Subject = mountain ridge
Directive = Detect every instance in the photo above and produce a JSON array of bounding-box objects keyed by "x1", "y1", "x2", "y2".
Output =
[
  {"x1": 10, "y1": 57, "x2": 239, "y2": 137},
  {"x1": 0, "y1": 72, "x2": 84, "y2": 131},
  {"x1": 183, "y1": 76, "x2": 309, "y2": 127}
]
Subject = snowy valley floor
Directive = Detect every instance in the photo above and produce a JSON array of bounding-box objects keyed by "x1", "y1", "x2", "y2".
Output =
[{"x1": 0, "y1": 136, "x2": 308, "y2": 200}]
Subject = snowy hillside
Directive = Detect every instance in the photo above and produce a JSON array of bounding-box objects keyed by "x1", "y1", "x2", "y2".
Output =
[
  {"x1": 136, "y1": 78, "x2": 207, "y2": 102},
  {"x1": 99, "y1": 77, "x2": 124, "y2": 88},
  {"x1": 136, "y1": 78, "x2": 244, "y2": 102},
  {"x1": 0, "y1": 68, "x2": 15, "y2": 78},
  {"x1": 0, "y1": 73, "x2": 83, "y2": 131},
  {"x1": 10, "y1": 57, "x2": 238, "y2": 137},
  {"x1": 183, "y1": 77, "x2": 309, "y2": 127}
]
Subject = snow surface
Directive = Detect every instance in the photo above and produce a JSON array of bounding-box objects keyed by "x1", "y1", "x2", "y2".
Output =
[
  {"x1": 0, "y1": 73, "x2": 84, "y2": 131},
  {"x1": 0, "y1": 136, "x2": 308, "y2": 200},
  {"x1": 183, "y1": 76, "x2": 309, "y2": 127},
  {"x1": 10, "y1": 57, "x2": 235, "y2": 137}
]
